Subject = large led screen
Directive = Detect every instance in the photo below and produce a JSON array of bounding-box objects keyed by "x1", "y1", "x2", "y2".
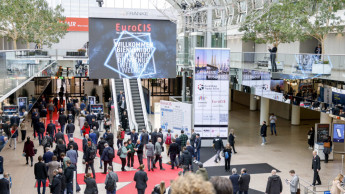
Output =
[
  {"x1": 194, "y1": 48, "x2": 230, "y2": 138},
  {"x1": 89, "y1": 18, "x2": 176, "y2": 79}
]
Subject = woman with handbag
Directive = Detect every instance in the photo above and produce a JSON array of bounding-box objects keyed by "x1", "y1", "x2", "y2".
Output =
[
  {"x1": 23, "y1": 136, "x2": 35, "y2": 166},
  {"x1": 323, "y1": 136, "x2": 332, "y2": 163},
  {"x1": 223, "y1": 143, "x2": 232, "y2": 172}
]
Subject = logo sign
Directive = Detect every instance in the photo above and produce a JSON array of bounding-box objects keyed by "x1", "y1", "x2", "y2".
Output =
[
  {"x1": 89, "y1": 18, "x2": 176, "y2": 79},
  {"x1": 60, "y1": 17, "x2": 89, "y2": 31}
]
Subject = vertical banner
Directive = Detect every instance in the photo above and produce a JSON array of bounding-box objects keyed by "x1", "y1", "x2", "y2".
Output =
[{"x1": 194, "y1": 48, "x2": 230, "y2": 138}]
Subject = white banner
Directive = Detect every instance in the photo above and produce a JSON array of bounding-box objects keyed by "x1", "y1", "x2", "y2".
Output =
[
  {"x1": 160, "y1": 100, "x2": 192, "y2": 137},
  {"x1": 194, "y1": 48, "x2": 230, "y2": 138}
]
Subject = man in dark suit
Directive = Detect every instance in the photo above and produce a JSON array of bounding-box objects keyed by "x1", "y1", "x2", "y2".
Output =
[
  {"x1": 239, "y1": 168, "x2": 250, "y2": 194},
  {"x1": 58, "y1": 113, "x2": 67, "y2": 134},
  {"x1": 34, "y1": 156, "x2": 48, "y2": 194},
  {"x1": 312, "y1": 151, "x2": 321, "y2": 186},
  {"x1": 134, "y1": 164, "x2": 148, "y2": 194},
  {"x1": 117, "y1": 91, "x2": 125, "y2": 103},
  {"x1": 85, "y1": 112, "x2": 93, "y2": 125},
  {"x1": 168, "y1": 138, "x2": 180, "y2": 169},
  {"x1": 230, "y1": 168, "x2": 240, "y2": 194},
  {"x1": 54, "y1": 128, "x2": 65, "y2": 144},
  {"x1": 10, "y1": 114, "x2": 20, "y2": 127},
  {"x1": 46, "y1": 120, "x2": 56, "y2": 138}
]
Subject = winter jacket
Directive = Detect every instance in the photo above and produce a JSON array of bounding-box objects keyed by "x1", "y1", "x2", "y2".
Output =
[
  {"x1": 101, "y1": 147, "x2": 114, "y2": 162},
  {"x1": 50, "y1": 175, "x2": 61, "y2": 194},
  {"x1": 84, "y1": 177, "x2": 98, "y2": 194},
  {"x1": 64, "y1": 164, "x2": 76, "y2": 183},
  {"x1": 23, "y1": 140, "x2": 35, "y2": 157},
  {"x1": 105, "y1": 133, "x2": 114, "y2": 146},
  {"x1": 180, "y1": 150, "x2": 192, "y2": 166},
  {"x1": 179, "y1": 134, "x2": 188, "y2": 148},
  {"x1": 213, "y1": 137, "x2": 224, "y2": 150},
  {"x1": 168, "y1": 143, "x2": 179, "y2": 156},
  {"x1": 97, "y1": 139, "x2": 107, "y2": 156},
  {"x1": 265, "y1": 175, "x2": 282, "y2": 194},
  {"x1": 134, "y1": 170, "x2": 148, "y2": 190},
  {"x1": 196, "y1": 168, "x2": 209, "y2": 181},
  {"x1": 261, "y1": 124, "x2": 267, "y2": 137}
]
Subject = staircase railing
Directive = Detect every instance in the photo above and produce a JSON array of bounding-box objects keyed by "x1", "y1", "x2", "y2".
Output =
[
  {"x1": 137, "y1": 78, "x2": 149, "y2": 132},
  {"x1": 123, "y1": 78, "x2": 138, "y2": 131}
]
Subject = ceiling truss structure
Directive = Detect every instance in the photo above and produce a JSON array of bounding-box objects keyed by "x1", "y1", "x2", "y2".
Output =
[{"x1": 149, "y1": 0, "x2": 277, "y2": 35}]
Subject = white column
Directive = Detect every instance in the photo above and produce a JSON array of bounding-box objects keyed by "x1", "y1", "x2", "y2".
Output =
[
  {"x1": 260, "y1": 97, "x2": 269, "y2": 125},
  {"x1": 291, "y1": 105, "x2": 300, "y2": 125},
  {"x1": 320, "y1": 112, "x2": 332, "y2": 123},
  {"x1": 250, "y1": 94, "x2": 257, "y2": 111},
  {"x1": 229, "y1": 88, "x2": 232, "y2": 111},
  {"x1": 206, "y1": 6, "x2": 212, "y2": 48}
]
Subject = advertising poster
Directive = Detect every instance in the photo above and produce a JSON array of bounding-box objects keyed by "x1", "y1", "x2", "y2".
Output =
[
  {"x1": 333, "y1": 124, "x2": 344, "y2": 143},
  {"x1": 316, "y1": 124, "x2": 330, "y2": 143},
  {"x1": 3, "y1": 106, "x2": 18, "y2": 115},
  {"x1": 17, "y1": 97, "x2": 27, "y2": 112},
  {"x1": 90, "y1": 104, "x2": 103, "y2": 113},
  {"x1": 194, "y1": 48, "x2": 230, "y2": 138},
  {"x1": 88, "y1": 96, "x2": 96, "y2": 105},
  {"x1": 89, "y1": 18, "x2": 176, "y2": 79},
  {"x1": 61, "y1": 17, "x2": 89, "y2": 31},
  {"x1": 160, "y1": 100, "x2": 192, "y2": 137}
]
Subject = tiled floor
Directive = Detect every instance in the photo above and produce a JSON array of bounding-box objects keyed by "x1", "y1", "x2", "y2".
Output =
[{"x1": 1, "y1": 102, "x2": 344, "y2": 193}]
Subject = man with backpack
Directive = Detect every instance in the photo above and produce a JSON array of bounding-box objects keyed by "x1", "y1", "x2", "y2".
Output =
[
  {"x1": 104, "y1": 166, "x2": 118, "y2": 194},
  {"x1": 42, "y1": 132, "x2": 53, "y2": 154},
  {"x1": 101, "y1": 143, "x2": 114, "y2": 174},
  {"x1": 83, "y1": 141, "x2": 96, "y2": 178},
  {"x1": 165, "y1": 129, "x2": 172, "y2": 155},
  {"x1": 116, "y1": 127, "x2": 125, "y2": 149}
]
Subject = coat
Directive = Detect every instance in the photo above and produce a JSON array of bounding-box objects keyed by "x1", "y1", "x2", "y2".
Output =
[
  {"x1": 330, "y1": 180, "x2": 345, "y2": 194},
  {"x1": 97, "y1": 139, "x2": 107, "y2": 156},
  {"x1": 84, "y1": 177, "x2": 98, "y2": 194},
  {"x1": 265, "y1": 175, "x2": 282, "y2": 194},
  {"x1": 168, "y1": 143, "x2": 179, "y2": 156},
  {"x1": 213, "y1": 137, "x2": 224, "y2": 150},
  {"x1": 105, "y1": 133, "x2": 114, "y2": 146},
  {"x1": 146, "y1": 143, "x2": 154, "y2": 157},
  {"x1": 46, "y1": 161, "x2": 60, "y2": 181},
  {"x1": 196, "y1": 168, "x2": 209, "y2": 181},
  {"x1": 239, "y1": 173, "x2": 250, "y2": 192},
  {"x1": 180, "y1": 150, "x2": 192, "y2": 166},
  {"x1": 64, "y1": 164, "x2": 76, "y2": 183},
  {"x1": 58, "y1": 114, "x2": 67, "y2": 125},
  {"x1": 101, "y1": 147, "x2": 114, "y2": 162},
  {"x1": 312, "y1": 155, "x2": 321, "y2": 171},
  {"x1": 66, "y1": 124, "x2": 75, "y2": 134},
  {"x1": 230, "y1": 174, "x2": 240, "y2": 193},
  {"x1": 54, "y1": 132, "x2": 65, "y2": 144},
  {"x1": 134, "y1": 170, "x2": 148, "y2": 190},
  {"x1": 50, "y1": 175, "x2": 61, "y2": 194},
  {"x1": 261, "y1": 124, "x2": 267, "y2": 137},
  {"x1": 34, "y1": 162, "x2": 48, "y2": 180},
  {"x1": 140, "y1": 133, "x2": 149, "y2": 144},
  {"x1": 23, "y1": 140, "x2": 35, "y2": 157},
  {"x1": 0, "y1": 178, "x2": 10, "y2": 194},
  {"x1": 228, "y1": 134, "x2": 235, "y2": 145}
]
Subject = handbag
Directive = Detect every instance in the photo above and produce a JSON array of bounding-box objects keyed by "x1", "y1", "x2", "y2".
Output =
[
  {"x1": 34, "y1": 149, "x2": 37, "y2": 154},
  {"x1": 324, "y1": 142, "x2": 331, "y2": 148},
  {"x1": 297, "y1": 188, "x2": 300, "y2": 194}
]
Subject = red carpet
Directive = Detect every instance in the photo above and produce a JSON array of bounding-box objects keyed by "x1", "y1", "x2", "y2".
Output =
[{"x1": 39, "y1": 101, "x2": 180, "y2": 193}]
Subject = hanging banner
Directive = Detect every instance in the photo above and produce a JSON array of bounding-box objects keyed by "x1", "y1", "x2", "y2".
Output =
[
  {"x1": 194, "y1": 48, "x2": 230, "y2": 138},
  {"x1": 160, "y1": 100, "x2": 192, "y2": 137},
  {"x1": 60, "y1": 17, "x2": 89, "y2": 31}
]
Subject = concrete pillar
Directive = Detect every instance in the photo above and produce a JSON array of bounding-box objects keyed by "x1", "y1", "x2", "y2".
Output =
[
  {"x1": 206, "y1": 6, "x2": 212, "y2": 48},
  {"x1": 250, "y1": 94, "x2": 257, "y2": 111},
  {"x1": 260, "y1": 97, "x2": 269, "y2": 125},
  {"x1": 291, "y1": 105, "x2": 300, "y2": 125},
  {"x1": 320, "y1": 112, "x2": 332, "y2": 124}
]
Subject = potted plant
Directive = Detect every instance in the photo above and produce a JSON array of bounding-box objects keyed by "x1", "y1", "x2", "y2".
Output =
[{"x1": 78, "y1": 49, "x2": 86, "y2": 56}]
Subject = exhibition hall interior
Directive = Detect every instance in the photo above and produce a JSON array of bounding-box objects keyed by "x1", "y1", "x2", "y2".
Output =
[{"x1": 2, "y1": 0, "x2": 345, "y2": 193}]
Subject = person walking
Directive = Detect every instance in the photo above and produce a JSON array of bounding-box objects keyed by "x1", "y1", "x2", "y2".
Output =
[
  {"x1": 223, "y1": 143, "x2": 232, "y2": 172},
  {"x1": 323, "y1": 136, "x2": 332, "y2": 163},
  {"x1": 54, "y1": 129, "x2": 65, "y2": 144},
  {"x1": 64, "y1": 160, "x2": 76, "y2": 194},
  {"x1": 58, "y1": 113, "x2": 67, "y2": 134},
  {"x1": 134, "y1": 164, "x2": 148, "y2": 194},
  {"x1": 54, "y1": 139, "x2": 66, "y2": 162},
  {"x1": 164, "y1": 129, "x2": 172, "y2": 155},
  {"x1": 81, "y1": 122, "x2": 90, "y2": 137},
  {"x1": 42, "y1": 133, "x2": 53, "y2": 154},
  {"x1": 307, "y1": 127, "x2": 315, "y2": 149},
  {"x1": 265, "y1": 169, "x2": 282, "y2": 194},
  {"x1": 239, "y1": 168, "x2": 251, "y2": 194},
  {"x1": 8, "y1": 125, "x2": 18, "y2": 149},
  {"x1": 101, "y1": 143, "x2": 114, "y2": 174},
  {"x1": 312, "y1": 151, "x2": 321, "y2": 186},
  {"x1": 66, "y1": 145, "x2": 78, "y2": 173},
  {"x1": 126, "y1": 139, "x2": 135, "y2": 169},
  {"x1": 196, "y1": 162, "x2": 209, "y2": 181},
  {"x1": 228, "y1": 129, "x2": 237, "y2": 154},
  {"x1": 23, "y1": 136, "x2": 35, "y2": 166},
  {"x1": 261, "y1": 121, "x2": 267, "y2": 145},
  {"x1": 146, "y1": 140, "x2": 155, "y2": 171},
  {"x1": 116, "y1": 127, "x2": 125, "y2": 149},
  {"x1": 65, "y1": 120, "x2": 75, "y2": 141},
  {"x1": 105, "y1": 129, "x2": 114, "y2": 149},
  {"x1": 84, "y1": 173, "x2": 98, "y2": 194},
  {"x1": 269, "y1": 113, "x2": 277, "y2": 136},
  {"x1": 213, "y1": 134, "x2": 224, "y2": 163},
  {"x1": 168, "y1": 138, "x2": 179, "y2": 169},
  {"x1": 83, "y1": 141, "x2": 96, "y2": 178},
  {"x1": 230, "y1": 168, "x2": 240, "y2": 194},
  {"x1": 46, "y1": 120, "x2": 56, "y2": 139},
  {"x1": 20, "y1": 122, "x2": 26, "y2": 142},
  {"x1": 34, "y1": 156, "x2": 48, "y2": 194},
  {"x1": 46, "y1": 156, "x2": 60, "y2": 182},
  {"x1": 179, "y1": 130, "x2": 188, "y2": 149},
  {"x1": 105, "y1": 166, "x2": 118, "y2": 194},
  {"x1": 153, "y1": 138, "x2": 165, "y2": 171},
  {"x1": 195, "y1": 134, "x2": 201, "y2": 161},
  {"x1": 180, "y1": 147, "x2": 192, "y2": 174},
  {"x1": 121, "y1": 111, "x2": 128, "y2": 130},
  {"x1": 330, "y1": 174, "x2": 345, "y2": 194},
  {"x1": 97, "y1": 137, "x2": 107, "y2": 169},
  {"x1": 287, "y1": 170, "x2": 299, "y2": 194},
  {"x1": 135, "y1": 140, "x2": 144, "y2": 166},
  {"x1": 50, "y1": 170, "x2": 61, "y2": 194},
  {"x1": 268, "y1": 43, "x2": 278, "y2": 72},
  {"x1": 120, "y1": 142, "x2": 130, "y2": 171}
]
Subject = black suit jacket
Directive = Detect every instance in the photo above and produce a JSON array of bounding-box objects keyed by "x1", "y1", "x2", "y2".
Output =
[
  {"x1": 46, "y1": 123, "x2": 56, "y2": 136},
  {"x1": 239, "y1": 174, "x2": 251, "y2": 192},
  {"x1": 55, "y1": 132, "x2": 65, "y2": 144},
  {"x1": 134, "y1": 170, "x2": 148, "y2": 190},
  {"x1": 58, "y1": 115, "x2": 67, "y2": 125},
  {"x1": 312, "y1": 155, "x2": 321, "y2": 171},
  {"x1": 34, "y1": 162, "x2": 48, "y2": 179}
]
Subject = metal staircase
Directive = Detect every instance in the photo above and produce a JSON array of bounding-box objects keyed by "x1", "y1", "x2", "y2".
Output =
[
  {"x1": 129, "y1": 79, "x2": 147, "y2": 131},
  {"x1": 114, "y1": 79, "x2": 125, "y2": 100}
]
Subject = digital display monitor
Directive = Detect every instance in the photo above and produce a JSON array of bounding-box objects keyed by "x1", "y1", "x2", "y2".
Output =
[
  {"x1": 3, "y1": 106, "x2": 18, "y2": 114},
  {"x1": 333, "y1": 123, "x2": 344, "y2": 143},
  {"x1": 90, "y1": 104, "x2": 103, "y2": 113},
  {"x1": 89, "y1": 18, "x2": 176, "y2": 79}
]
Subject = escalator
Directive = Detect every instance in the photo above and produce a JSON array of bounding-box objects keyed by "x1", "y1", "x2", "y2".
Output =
[
  {"x1": 128, "y1": 79, "x2": 147, "y2": 131},
  {"x1": 114, "y1": 79, "x2": 124, "y2": 99}
]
